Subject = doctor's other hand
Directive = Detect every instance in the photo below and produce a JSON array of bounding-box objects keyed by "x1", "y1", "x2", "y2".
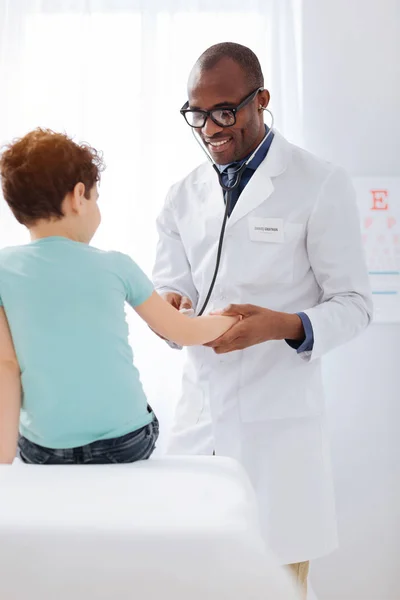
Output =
[
  {"x1": 204, "y1": 304, "x2": 304, "y2": 354},
  {"x1": 162, "y1": 292, "x2": 193, "y2": 311}
]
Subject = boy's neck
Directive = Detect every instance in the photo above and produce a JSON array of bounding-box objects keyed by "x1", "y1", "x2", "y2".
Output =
[{"x1": 29, "y1": 221, "x2": 84, "y2": 243}]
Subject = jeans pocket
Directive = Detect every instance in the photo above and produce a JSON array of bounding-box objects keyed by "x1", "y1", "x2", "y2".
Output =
[
  {"x1": 102, "y1": 425, "x2": 157, "y2": 464},
  {"x1": 18, "y1": 438, "x2": 53, "y2": 465}
]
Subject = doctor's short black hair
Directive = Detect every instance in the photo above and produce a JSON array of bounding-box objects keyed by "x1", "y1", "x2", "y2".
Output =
[{"x1": 196, "y1": 42, "x2": 264, "y2": 90}]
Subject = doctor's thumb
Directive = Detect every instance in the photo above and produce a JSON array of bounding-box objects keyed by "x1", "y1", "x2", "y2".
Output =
[
  {"x1": 212, "y1": 304, "x2": 249, "y2": 317},
  {"x1": 179, "y1": 296, "x2": 192, "y2": 310}
]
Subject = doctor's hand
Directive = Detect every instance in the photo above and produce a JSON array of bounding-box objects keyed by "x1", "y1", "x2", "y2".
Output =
[
  {"x1": 162, "y1": 293, "x2": 193, "y2": 311},
  {"x1": 204, "y1": 304, "x2": 304, "y2": 354}
]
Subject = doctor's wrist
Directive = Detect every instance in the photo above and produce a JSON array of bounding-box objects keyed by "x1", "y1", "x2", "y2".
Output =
[{"x1": 274, "y1": 312, "x2": 305, "y2": 341}]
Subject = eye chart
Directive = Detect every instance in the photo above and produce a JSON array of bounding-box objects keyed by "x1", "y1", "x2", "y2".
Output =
[{"x1": 353, "y1": 178, "x2": 400, "y2": 323}]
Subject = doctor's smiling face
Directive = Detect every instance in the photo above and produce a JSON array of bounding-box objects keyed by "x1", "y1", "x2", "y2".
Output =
[{"x1": 186, "y1": 55, "x2": 270, "y2": 165}]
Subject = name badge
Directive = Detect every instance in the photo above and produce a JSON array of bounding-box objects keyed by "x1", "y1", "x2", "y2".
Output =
[{"x1": 248, "y1": 218, "x2": 284, "y2": 243}]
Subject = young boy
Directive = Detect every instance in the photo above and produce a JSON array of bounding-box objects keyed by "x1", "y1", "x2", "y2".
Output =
[{"x1": 0, "y1": 128, "x2": 237, "y2": 465}]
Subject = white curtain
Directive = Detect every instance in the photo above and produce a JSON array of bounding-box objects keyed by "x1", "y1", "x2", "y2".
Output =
[{"x1": 0, "y1": 0, "x2": 302, "y2": 452}]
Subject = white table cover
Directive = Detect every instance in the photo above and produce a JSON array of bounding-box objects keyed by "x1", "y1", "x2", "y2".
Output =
[{"x1": 0, "y1": 456, "x2": 298, "y2": 599}]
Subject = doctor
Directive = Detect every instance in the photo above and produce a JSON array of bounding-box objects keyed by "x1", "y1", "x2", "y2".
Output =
[{"x1": 153, "y1": 42, "x2": 372, "y2": 596}]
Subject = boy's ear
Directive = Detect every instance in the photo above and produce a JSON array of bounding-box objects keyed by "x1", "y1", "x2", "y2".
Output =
[{"x1": 70, "y1": 182, "x2": 86, "y2": 214}]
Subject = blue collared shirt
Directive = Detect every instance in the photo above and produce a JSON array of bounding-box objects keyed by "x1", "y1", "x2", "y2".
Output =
[{"x1": 218, "y1": 128, "x2": 314, "y2": 353}]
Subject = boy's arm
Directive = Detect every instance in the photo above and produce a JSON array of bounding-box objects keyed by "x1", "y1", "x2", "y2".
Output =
[
  {"x1": 115, "y1": 252, "x2": 238, "y2": 346},
  {"x1": 135, "y1": 291, "x2": 238, "y2": 347},
  {"x1": 0, "y1": 308, "x2": 21, "y2": 464}
]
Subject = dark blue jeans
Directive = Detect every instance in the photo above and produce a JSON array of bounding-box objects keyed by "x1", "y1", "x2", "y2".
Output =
[{"x1": 18, "y1": 415, "x2": 159, "y2": 465}]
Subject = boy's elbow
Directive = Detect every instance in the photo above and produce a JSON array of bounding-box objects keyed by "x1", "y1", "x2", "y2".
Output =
[{"x1": 167, "y1": 336, "x2": 194, "y2": 347}]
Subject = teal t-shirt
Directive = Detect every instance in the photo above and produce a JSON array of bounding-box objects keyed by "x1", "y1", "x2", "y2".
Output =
[{"x1": 0, "y1": 237, "x2": 154, "y2": 449}]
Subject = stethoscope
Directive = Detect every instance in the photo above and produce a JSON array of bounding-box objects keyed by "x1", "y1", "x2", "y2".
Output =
[{"x1": 191, "y1": 108, "x2": 274, "y2": 316}]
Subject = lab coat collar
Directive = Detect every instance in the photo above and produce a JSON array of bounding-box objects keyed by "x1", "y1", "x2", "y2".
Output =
[{"x1": 194, "y1": 130, "x2": 291, "y2": 229}]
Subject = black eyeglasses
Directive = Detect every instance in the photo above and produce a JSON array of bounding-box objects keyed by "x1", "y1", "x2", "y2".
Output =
[{"x1": 180, "y1": 87, "x2": 263, "y2": 129}]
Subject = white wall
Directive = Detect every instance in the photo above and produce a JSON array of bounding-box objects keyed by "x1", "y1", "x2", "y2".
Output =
[
  {"x1": 301, "y1": 1, "x2": 400, "y2": 599},
  {"x1": 301, "y1": 0, "x2": 400, "y2": 176}
]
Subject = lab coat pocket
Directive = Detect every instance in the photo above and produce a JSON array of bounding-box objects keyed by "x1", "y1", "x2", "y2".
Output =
[
  {"x1": 242, "y1": 222, "x2": 304, "y2": 286},
  {"x1": 238, "y1": 345, "x2": 324, "y2": 421}
]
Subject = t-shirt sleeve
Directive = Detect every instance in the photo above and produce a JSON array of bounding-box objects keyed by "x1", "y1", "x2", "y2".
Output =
[{"x1": 113, "y1": 252, "x2": 154, "y2": 308}]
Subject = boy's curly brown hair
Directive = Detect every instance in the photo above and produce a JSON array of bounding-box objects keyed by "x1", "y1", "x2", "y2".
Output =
[{"x1": 0, "y1": 128, "x2": 105, "y2": 226}]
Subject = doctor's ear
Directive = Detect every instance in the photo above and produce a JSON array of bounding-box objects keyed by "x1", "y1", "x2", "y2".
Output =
[{"x1": 258, "y1": 89, "x2": 270, "y2": 111}]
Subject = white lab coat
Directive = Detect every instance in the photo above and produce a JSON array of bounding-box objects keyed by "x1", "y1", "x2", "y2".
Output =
[{"x1": 153, "y1": 130, "x2": 373, "y2": 565}]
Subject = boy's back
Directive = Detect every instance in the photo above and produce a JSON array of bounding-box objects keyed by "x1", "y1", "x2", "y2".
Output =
[
  {"x1": 0, "y1": 128, "x2": 234, "y2": 464},
  {"x1": 0, "y1": 236, "x2": 153, "y2": 449}
]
